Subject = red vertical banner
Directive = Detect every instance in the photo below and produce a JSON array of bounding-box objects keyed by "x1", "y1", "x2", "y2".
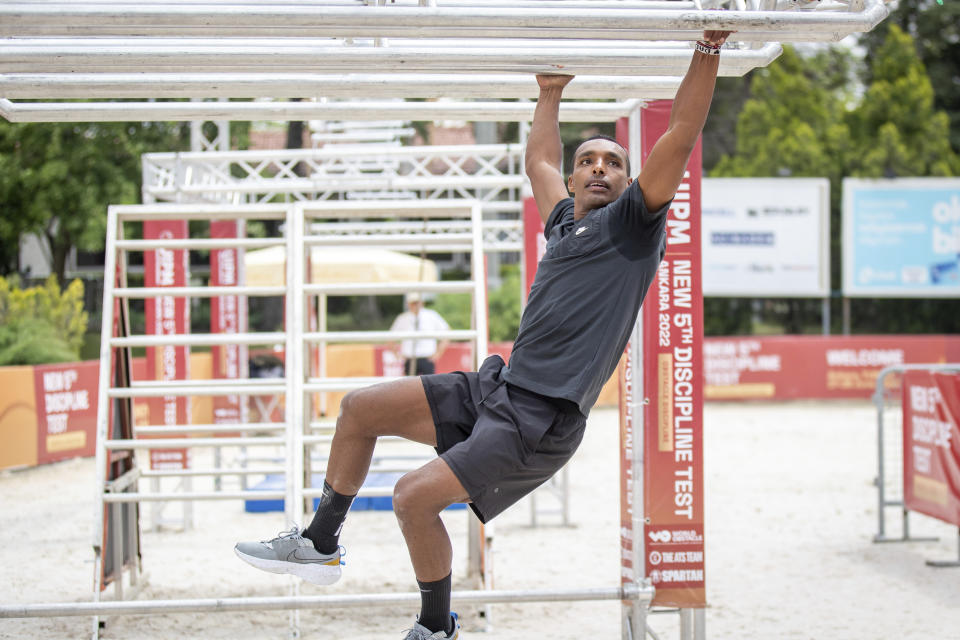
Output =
[
  {"x1": 902, "y1": 371, "x2": 960, "y2": 527},
  {"x1": 640, "y1": 101, "x2": 706, "y2": 607},
  {"x1": 210, "y1": 220, "x2": 247, "y2": 426},
  {"x1": 522, "y1": 196, "x2": 547, "y2": 303},
  {"x1": 143, "y1": 220, "x2": 191, "y2": 470}
]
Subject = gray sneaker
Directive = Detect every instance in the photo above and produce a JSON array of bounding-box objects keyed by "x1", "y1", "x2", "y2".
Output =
[
  {"x1": 234, "y1": 526, "x2": 343, "y2": 586},
  {"x1": 403, "y1": 613, "x2": 460, "y2": 639}
]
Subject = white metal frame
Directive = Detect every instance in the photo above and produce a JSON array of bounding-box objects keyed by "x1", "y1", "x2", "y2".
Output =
[
  {"x1": 0, "y1": 0, "x2": 889, "y2": 123},
  {"x1": 87, "y1": 198, "x2": 501, "y2": 638}
]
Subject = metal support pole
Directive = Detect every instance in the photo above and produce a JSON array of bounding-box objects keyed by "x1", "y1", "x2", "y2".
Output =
[{"x1": 821, "y1": 296, "x2": 830, "y2": 336}]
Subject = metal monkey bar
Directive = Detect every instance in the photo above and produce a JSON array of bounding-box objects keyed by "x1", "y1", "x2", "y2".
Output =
[{"x1": 0, "y1": 0, "x2": 889, "y2": 122}]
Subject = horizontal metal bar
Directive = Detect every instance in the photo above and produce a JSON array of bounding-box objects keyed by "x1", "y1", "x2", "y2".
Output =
[
  {"x1": 146, "y1": 143, "x2": 518, "y2": 162},
  {"x1": 302, "y1": 281, "x2": 474, "y2": 296},
  {"x1": 114, "y1": 237, "x2": 283, "y2": 251},
  {"x1": 304, "y1": 377, "x2": 401, "y2": 392},
  {"x1": 0, "y1": 584, "x2": 649, "y2": 618},
  {"x1": 304, "y1": 330, "x2": 476, "y2": 343},
  {"x1": 0, "y1": 72, "x2": 683, "y2": 100},
  {"x1": 114, "y1": 285, "x2": 286, "y2": 298},
  {"x1": 109, "y1": 384, "x2": 283, "y2": 398},
  {"x1": 0, "y1": 98, "x2": 642, "y2": 123},
  {"x1": 134, "y1": 423, "x2": 284, "y2": 435},
  {"x1": 139, "y1": 467, "x2": 285, "y2": 478},
  {"x1": 111, "y1": 204, "x2": 288, "y2": 220},
  {"x1": 101, "y1": 490, "x2": 285, "y2": 502},
  {"x1": 304, "y1": 233, "x2": 472, "y2": 247},
  {"x1": 146, "y1": 174, "x2": 526, "y2": 196},
  {"x1": 130, "y1": 378, "x2": 284, "y2": 388},
  {"x1": 0, "y1": 2, "x2": 887, "y2": 37},
  {"x1": 105, "y1": 437, "x2": 285, "y2": 449},
  {"x1": 110, "y1": 332, "x2": 285, "y2": 347}
]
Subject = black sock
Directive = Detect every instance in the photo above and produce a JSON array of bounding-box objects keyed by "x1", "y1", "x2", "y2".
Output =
[
  {"x1": 303, "y1": 481, "x2": 355, "y2": 554},
  {"x1": 417, "y1": 573, "x2": 452, "y2": 635}
]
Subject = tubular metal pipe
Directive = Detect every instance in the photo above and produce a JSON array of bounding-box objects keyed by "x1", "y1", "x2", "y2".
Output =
[
  {"x1": 102, "y1": 490, "x2": 284, "y2": 502},
  {"x1": 110, "y1": 332, "x2": 286, "y2": 348},
  {"x1": 0, "y1": 584, "x2": 650, "y2": 619},
  {"x1": 0, "y1": 98, "x2": 643, "y2": 123},
  {"x1": 108, "y1": 384, "x2": 283, "y2": 398},
  {"x1": 301, "y1": 282, "x2": 475, "y2": 296},
  {"x1": 105, "y1": 436, "x2": 285, "y2": 449},
  {"x1": 114, "y1": 237, "x2": 282, "y2": 250},
  {"x1": 0, "y1": 2, "x2": 888, "y2": 37},
  {"x1": 303, "y1": 329, "x2": 476, "y2": 342},
  {"x1": 113, "y1": 285, "x2": 286, "y2": 298},
  {"x1": 0, "y1": 42, "x2": 777, "y2": 75}
]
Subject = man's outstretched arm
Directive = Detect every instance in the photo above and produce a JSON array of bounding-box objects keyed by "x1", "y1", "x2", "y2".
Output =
[
  {"x1": 636, "y1": 30, "x2": 733, "y2": 212},
  {"x1": 526, "y1": 74, "x2": 574, "y2": 224}
]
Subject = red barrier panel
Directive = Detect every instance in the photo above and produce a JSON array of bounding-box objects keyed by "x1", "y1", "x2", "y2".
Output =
[
  {"x1": 704, "y1": 335, "x2": 960, "y2": 401},
  {"x1": 902, "y1": 371, "x2": 960, "y2": 527},
  {"x1": 33, "y1": 361, "x2": 99, "y2": 465}
]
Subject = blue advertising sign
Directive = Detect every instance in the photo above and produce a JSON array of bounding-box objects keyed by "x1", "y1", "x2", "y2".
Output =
[{"x1": 843, "y1": 178, "x2": 960, "y2": 297}]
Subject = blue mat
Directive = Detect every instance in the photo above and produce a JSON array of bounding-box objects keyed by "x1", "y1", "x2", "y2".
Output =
[{"x1": 244, "y1": 472, "x2": 466, "y2": 513}]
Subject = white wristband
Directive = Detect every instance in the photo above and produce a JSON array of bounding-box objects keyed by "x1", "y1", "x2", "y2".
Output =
[{"x1": 695, "y1": 40, "x2": 721, "y2": 56}]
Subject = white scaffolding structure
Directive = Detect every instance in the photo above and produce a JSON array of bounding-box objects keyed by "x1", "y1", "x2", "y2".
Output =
[
  {"x1": 90, "y1": 198, "x2": 493, "y2": 636},
  {"x1": 0, "y1": 0, "x2": 888, "y2": 123}
]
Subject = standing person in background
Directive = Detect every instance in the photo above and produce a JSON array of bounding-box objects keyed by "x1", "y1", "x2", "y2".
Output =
[{"x1": 391, "y1": 292, "x2": 450, "y2": 376}]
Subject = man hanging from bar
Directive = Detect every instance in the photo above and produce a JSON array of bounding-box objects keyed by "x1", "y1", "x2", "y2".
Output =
[{"x1": 235, "y1": 28, "x2": 732, "y2": 640}]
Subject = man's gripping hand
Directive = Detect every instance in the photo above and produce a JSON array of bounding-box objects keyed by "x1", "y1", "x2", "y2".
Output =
[
  {"x1": 536, "y1": 74, "x2": 574, "y2": 91},
  {"x1": 701, "y1": 30, "x2": 734, "y2": 47}
]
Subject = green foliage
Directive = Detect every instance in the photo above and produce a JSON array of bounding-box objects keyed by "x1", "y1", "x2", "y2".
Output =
[
  {"x1": 0, "y1": 275, "x2": 88, "y2": 365},
  {"x1": 859, "y1": 0, "x2": 960, "y2": 154},
  {"x1": 0, "y1": 119, "x2": 190, "y2": 280},
  {"x1": 487, "y1": 265, "x2": 523, "y2": 342},
  {"x1": 847, "y1": 24, "x2": 959, "y2": 177},
  {"x1": 430, "y1": 265, "x2": 523, "y2": 342}
]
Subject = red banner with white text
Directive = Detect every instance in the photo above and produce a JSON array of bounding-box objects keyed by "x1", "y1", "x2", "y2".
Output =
[
  {"x1": 704, "y1": 335, "x2": 960, "y2": 401},
  {"x1": 210, "y1": 220, "x2": 247, "y2": 426},
  {"x1": 640, "y1": 101, "x2": 706, "y2": 607},
  {"x1": 143, "y1": 220, "x2": 191, "y2": 470},
  {"x1": 902, "y1": 371, "x2": 960, "y2": 527}
]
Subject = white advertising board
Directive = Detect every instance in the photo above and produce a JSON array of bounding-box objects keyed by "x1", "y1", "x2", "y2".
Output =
[
  {"x1": 843, "y1": 178, "x2": 960, "y2": 298},
  {"x1": 701, "y1": 178, "x2": 830, "y2": 297}
]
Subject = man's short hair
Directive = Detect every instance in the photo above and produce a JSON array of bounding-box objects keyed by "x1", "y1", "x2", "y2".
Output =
[{"x1": 575, "y1": 135, "x2": 631, "y2": 175}]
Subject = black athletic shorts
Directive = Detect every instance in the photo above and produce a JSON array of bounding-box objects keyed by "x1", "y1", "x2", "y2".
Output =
[{"x1": 420, "y1": 354, "x2": 587, "y2": 523}]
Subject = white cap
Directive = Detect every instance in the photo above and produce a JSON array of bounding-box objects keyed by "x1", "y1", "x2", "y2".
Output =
[{"x1": 405, "y1": 292, "x2": 423, "y2": 304}]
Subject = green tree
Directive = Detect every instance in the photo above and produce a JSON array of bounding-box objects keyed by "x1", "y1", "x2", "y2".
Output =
[
  {"x1": 0, "y1": 275, "x2": 88, "y2": 365},
  {"x1": 847, "y1": 24, "x2": 959, "y2": 177},
  {"x1": 859, "y1": 0, "x2": 960, "y2": 154},
  {"x1": 0, "y1": 120, "x2": 190, "y2": 281}
]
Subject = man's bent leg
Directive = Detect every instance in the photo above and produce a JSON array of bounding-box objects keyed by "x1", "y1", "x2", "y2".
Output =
[
  {"x1": 236, "y1": 377, "x2": 438, "y2": 585},
  {"x1": 394, "y1": 457, "x2": 470, "y2": 636}
]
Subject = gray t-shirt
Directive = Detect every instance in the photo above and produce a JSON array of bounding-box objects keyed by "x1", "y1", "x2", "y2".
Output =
[{"x1": 502, "y1": 181, "x2": 669, "y2": 415}]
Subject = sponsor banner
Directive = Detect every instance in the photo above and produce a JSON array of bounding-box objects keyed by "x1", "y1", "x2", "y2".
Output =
[
  {"x1": 701, "y1": 178, "x2": 829, "y2": 297},
  {"x1": 33, "y1": 361, "x2": 98, "y2": 464},
  {"x1": 210, "y1": 220, "x2": 248, "y2": 426},
  {"x1": 640, "y1": 101, "x2": 706, "y2": 607},
  {"x1": 902, "y1": 371, "x2": 960, "y2": 527},
  {"x1": 522, "y1": 197, "x2": 547, "y2": 304},
  {"x1": 143, "y1": 220, "x2": 191, "y2": 470},
  {"x1": 843, "y1": 178, "x2": 960, "y2": 297},
  {"x1": 704, "y1": 335, "x2": 960, "y2": 401}
]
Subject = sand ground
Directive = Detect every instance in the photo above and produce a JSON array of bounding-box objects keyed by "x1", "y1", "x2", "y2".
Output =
[{"x1": 2, "y1": 401, "x2": 959, "y2": 639}]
